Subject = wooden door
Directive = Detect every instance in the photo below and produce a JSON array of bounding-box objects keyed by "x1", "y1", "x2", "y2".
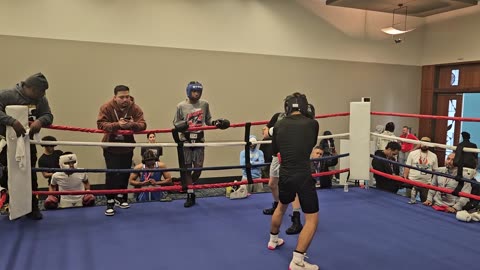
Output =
[{"x1": 434, "y1": 94, "x2": 463, "y2": 165}]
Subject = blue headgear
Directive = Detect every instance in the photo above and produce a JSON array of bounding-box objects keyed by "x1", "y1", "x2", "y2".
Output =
[
  {"x1": 284, "y1": 93, "x2": 308, "y2": 116},
  {"x1": 186, "y1": 81, "x2": 203, "y2": 99}
]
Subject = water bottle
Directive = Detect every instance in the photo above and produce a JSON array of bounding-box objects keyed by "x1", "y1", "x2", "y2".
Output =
[
  {"x1": 409, "y1": 187, "x2": 417, "y2": 204},
  {"x1": 364, "y1": 180, "x2": 369, "y2": 190},
  {"x1": 344, "y1": 183, "x2": 349, "y2": 192}
]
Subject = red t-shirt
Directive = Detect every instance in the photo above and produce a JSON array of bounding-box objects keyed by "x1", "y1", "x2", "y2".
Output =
[{"x1": 400, "y1": 133, "x2": 418, "y2": 152}]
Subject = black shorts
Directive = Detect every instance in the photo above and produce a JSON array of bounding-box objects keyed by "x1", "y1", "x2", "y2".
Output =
[{"x1": 279, "y1": 172, "x2": 319, "y2": 214}]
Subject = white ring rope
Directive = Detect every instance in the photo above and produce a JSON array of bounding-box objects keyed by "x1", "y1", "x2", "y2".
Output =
[
  {"x1": 371, "y1": 133, "x2": 480, "y2": 153},
  {"x1": 317, "y1": 133, "x2": 350, "y2": 140}
]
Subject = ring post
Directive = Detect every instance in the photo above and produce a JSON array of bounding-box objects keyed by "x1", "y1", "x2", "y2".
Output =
[
  {"x1": 171, "y1": 130, "x2": 187, "y2": 192},
  {"x1": 243, "y1": 122, "x2": 253, "y2": 184},
  {"x1": 348, "y1": 101, "x2": 371, "y2": 186},
  {"x1": 6, "y1": 105, "x2": 32, "y2": 220}
]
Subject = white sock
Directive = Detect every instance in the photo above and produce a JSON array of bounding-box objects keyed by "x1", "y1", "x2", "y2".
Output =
[
  {"x1": 292, "y1": 251, "x2": 305, "y2": 263},
  {"x1": 270, "y1": 233, "x2": 279, "y2": 242}
]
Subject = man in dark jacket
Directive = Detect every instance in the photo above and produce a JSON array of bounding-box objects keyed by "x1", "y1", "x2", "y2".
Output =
[
  {"x1": 372, "y1": 141, "x2": 401, "y2": 193},
  {"x1": 0, "y1": 72, "x2": 53, "y2": 220}
]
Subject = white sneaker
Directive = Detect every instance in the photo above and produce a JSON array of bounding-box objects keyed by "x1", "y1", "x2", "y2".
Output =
[
  {"x1": 289, "y1": 252, "x2": 319, "y2": 270},
  {"x1": 115, "y1": 199, "x2": 130, "y2": 209},
  {"x1": 267, "y1": 238, "x2": 284, "y2": 250},
  {"x1": 105, "y1": 199, "x2": 115, "y2": 216}
]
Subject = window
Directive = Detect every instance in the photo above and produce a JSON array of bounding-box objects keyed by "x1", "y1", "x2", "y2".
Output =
[{"x1": 451, "y1": 69, "x2": 459, "y2": 86}]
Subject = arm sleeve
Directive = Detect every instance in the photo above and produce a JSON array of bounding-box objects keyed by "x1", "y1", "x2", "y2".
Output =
[
  {"x1": 35, "y1": 97, "x2": 54, "y2": 126},
  {"x1": 426, "y1": 176, "x2": 438, "y2": 202},
  {"x1": 327, "y1": 154, "x2": 338, "y2": 167},
  {"x1": 272, "y1": 125, "x2": 279, "y2": 155},
  {"x1": 50, "y1": 174, "x2": 58, "y2": 186},
  {"x1": 239, "y1": 151, "x2": 246, "y2": 166},
  {"x1": 0, "y1": 93, "x2": 17, "y2": 126},
  {"x1": 173, "y1": 104, "x2": 184, "y2": 124},
  {"x1": 82, "y1": 173, "x2": 89, "y2": 183},
  {"x1": 453, "y1": 183, "x2": 472, "y2": 210},
  {"x1": 405, "y1": 152, "x2": 413, "y2": 166},
  {"x1": 37, "y1": 156, "x2": 46, "y2": 168},
  {"x1": 129, "y1": 106, "x2": 147, "y2": 131},
  {"x1": 267, "y1": 113, "x2": 280, "y2": 128},
  {"x1": 258, "y1": 150, "x2": 265, "y2": 164},
  {"x1": 97, "y1": 105, "x2": 120, "y2": 132}
]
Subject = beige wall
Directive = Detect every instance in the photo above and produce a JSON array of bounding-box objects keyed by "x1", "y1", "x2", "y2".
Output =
[
  {"x1": 0, "y1": 35, "x2": 421, "y2": 186},
  {"x1": 422, "y1": 5, "x2": 480, "y2": 65},
  {"x1": 0, "y1": 0, "x2": 425, "y2": 65}
]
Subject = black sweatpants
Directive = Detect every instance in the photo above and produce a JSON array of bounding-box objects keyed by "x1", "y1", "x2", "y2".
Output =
[{"x1": 103, "y1": 150, "x2": 133, "y2": 200}]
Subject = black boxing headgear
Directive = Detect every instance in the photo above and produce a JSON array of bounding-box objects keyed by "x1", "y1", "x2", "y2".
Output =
[
  {"x1": 284, "y1": 93, "x2": 308, "y2": 116},
  {"x1": 142, "y1": 149, "x2": 158, "y2": 164}
]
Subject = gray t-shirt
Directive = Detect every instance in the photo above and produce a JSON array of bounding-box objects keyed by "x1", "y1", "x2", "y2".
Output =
[{"x1": 173, "y1": 99, "x2": 212, "y2": 142}]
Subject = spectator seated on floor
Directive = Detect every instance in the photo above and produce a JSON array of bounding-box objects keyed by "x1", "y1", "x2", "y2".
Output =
[
  {"x1": 423, "y1": 153, "x2": 472, "y2": 213},
  {"x1": 129, "y1": 149, "x2": 173, "y2": 202},
  {"x1": 44, "y1": 152, "x2": 95, "y2": 209}
]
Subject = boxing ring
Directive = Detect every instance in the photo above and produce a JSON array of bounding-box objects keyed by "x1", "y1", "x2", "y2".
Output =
[{"x1": 1, "y1": 103, "x2": 480, "y2": 270}]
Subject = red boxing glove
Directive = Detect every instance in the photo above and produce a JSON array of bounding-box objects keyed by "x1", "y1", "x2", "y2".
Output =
[
  {"x1": 44, "y1": 195, "x2": 59, "y2": 210},
  {"x1": 82, "y1": 194, "x2": 96, "y2": 207}
]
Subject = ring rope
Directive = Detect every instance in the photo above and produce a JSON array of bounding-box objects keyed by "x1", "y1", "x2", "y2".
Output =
[
  {"x1": 33, "y1": 169, "x2": 350, "y2": 196},
  {"x1": 31, "y1": 133, "x2": 351, "y2": 148},
  {"x1": 370, "y1": 155, "x2": 480, "y2": 186},
  {"x1": 371, "y1": 111, "x2": 480, "y2": 122},
  {"x1": 43, "y1": 112, "x2": 351, "y2": 135},
  {"x1": 32, "y1": 154, "x2": 348, "y2": 174},
  {"x1": 371, "y1": 133, "x2": 480, "y2": 153},
  {"x1": 370, "y1": 168, "x2": 480, "y2": 201}
]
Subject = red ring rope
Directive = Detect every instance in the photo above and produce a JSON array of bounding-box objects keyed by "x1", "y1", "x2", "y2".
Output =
[
  {"x1": 33, "y1": 169, "x2": 350, "y2": 196},
  {"x1": 43, "y1": 112, "x2": 351, "y2": 134},
  {"x1": 371, "y1": 111, "x2": 480, "y2": 122},
  {"x1": 370, "y1": 168, "x2": 480, "y2": 201}
]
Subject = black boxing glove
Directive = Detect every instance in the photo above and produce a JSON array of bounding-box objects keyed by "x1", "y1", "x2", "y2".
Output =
[
  {"x1": 212, "y1": 118, "x2": 230, "y2": 130},
  {"x1": 174, "y1": 120, "x2": 189, "y2": 132}
]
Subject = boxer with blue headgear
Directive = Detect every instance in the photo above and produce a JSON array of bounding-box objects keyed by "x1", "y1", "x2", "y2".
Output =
[
  {"x1": 186, "y1": 81, "x2": 203, "y2": 101},
  {"x1": 173, "y1": 80, "x2": 231, "y2": 208}
]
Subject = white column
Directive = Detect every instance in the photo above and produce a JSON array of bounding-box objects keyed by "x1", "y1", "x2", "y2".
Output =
[
  {"x1": 348, "y1": 102, "x2": 371, "y2": 181},
  {"x1": 6, "y1": 105, "x2": 32, "y2": 220}
]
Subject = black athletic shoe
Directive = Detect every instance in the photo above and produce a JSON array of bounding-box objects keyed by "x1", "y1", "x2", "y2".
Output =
[
  {"x1": 184, "y1": 193, "x2": 196, "y2": 208},
  {"x1": 26, "y1": 209, "x2": 43, "y2": 220},
  {"x1": 285, "y1": 212, "x2": 303, "y2": 235},
  {"x1": 263, "y1": 201, "x2": 278, "y2": 215},
  {"x1": 105, "y1": 199, "x2": 116, "y2": 216}
]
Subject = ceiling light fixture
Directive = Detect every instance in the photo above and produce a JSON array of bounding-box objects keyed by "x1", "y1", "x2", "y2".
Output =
[{"x1": 381, "y1": 4, "x2": 415, "y2": 42}]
